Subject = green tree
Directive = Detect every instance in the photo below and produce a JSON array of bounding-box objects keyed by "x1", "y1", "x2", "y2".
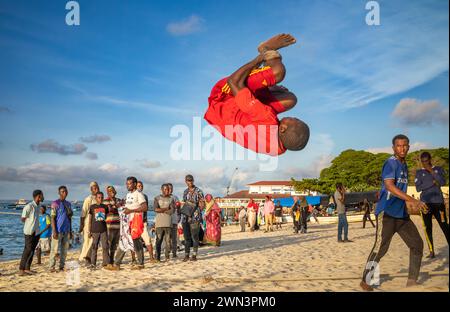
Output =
[{"x1": 292, "y1": 148, "x2": 449, "y2": 195}]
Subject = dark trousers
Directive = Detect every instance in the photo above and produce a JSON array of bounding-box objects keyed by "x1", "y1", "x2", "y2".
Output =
[
  {"x1": 91, "y1": 232, "x2": 110, "y2": 266},
  {"x1": 107, "y1": 228, "x2": 120, "y2": 264},
  {"x1": 182, "y1": 221, "x2": 200, "y2": 256},
  {"x1": 363, "y1": 211, "x2": 376, "y2": 228},
  {"x1": 133, "y1": 238, "x2": 144, "y2": 265},
  {"x1": 293, "y1": 219, "x2": 300, "y2": 233},
  {"x1": 19, "y1": 233, "x2": 40, "y2": 270},
  {"x1": 362, "y1": 213, "x2": 423, "y2": 284},
  {"x1": 155, "y1": 227, "x2": 171, "y2": 260},
  {"x1": 421, "y1": 203, "x2": 449, "y2": 253},
  {"x1": 171, "y1": 224, "x2": 178, "y2": 257},
  {"x1": 301, "y1": 215, "x2": 308, "y2": 233}
]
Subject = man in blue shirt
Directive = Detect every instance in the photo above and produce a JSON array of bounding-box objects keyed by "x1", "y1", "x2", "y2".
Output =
[
  {"x1": 415, "y1": 151, "x2": 449, "y2": 259},
  {"x1": 361, "y1": 134, "x2": 428, "y2": 291},
  {"x1": 49, "y1": 185, "x2": 73, "y2": 272}
]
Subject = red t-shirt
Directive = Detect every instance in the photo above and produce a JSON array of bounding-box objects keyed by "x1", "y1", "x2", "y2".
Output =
[{"x1": 204, "y1": 71, "x2": 286, "y2": 156}]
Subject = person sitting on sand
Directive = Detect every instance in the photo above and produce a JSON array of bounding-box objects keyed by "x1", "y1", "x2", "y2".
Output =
[{"x1": 204, "y1": 34, "x2": 310, "y2": 156}]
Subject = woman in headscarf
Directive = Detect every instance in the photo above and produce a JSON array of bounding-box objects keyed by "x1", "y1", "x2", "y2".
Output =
[{"x1": 204, "y1": 194, "x2": 222, "y2": 247}]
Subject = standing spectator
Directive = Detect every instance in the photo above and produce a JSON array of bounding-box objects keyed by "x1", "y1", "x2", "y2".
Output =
[
  {"x1": 274, "y1": 200, "x2": 283, "y2": 229},
  {"x1": 263, "y1": 196, "x2": 275, "y2": 232},
  {"x1": 362, "y1": 198, "x2": 375, "y2": 229},
  {"x1": 291, "y1": 197, "x2": 301, "y2": 234},
  {"x1": 36, "y1": 205, "x2": 51, "y2": 265},
  {"x1": 104, "y1": 186, "x2": 121, "y2": 264},
  {"x1": 238, "y1": 206, "x2": 247, "y2": 232},
  {"x1": 79, "y1": 182, "x2": 99, "y2": 265},
  {"x1": 153, "y1": 184, "x2": 175, "y2": 262},
  {"x1": 300, "y1": 197, "x2": 309, "y2": 233},
  {"x1": 168, "y1": 183, "x2": 181, "y2": 258},
  {"x1": 123, "y1": 176, "x2": 148, "y2": 269},
  {"x1": 49, "y1": 186, "x2": 73, "y2": 272},
  {"x1": 137, "y1": 181, "x2": 155, "y2": 262},
  {"x1": 335, "y1": 183, "x2": 352, "y2": 242},
  {"x1": 181, "y1": 174, "x2": 204, "y2": 262},
  {"x1": 247, "y1": 199, "x2": 257, "y2": 231},
  {"x1": 89, "y1": 192, "x2": 113, "y2": 270},
  {"x1": 311, "y1": 205, "x2": 320, "y2": 224},
  {"x1": 204, "y1": 194, "x2": 222, "y2": 246},
  {"x1": 415, "y1": 152, "x2": 449, "y2": 258},
  {"x1": 19, "y1": 190, "x2": 44, "y2": 276}
]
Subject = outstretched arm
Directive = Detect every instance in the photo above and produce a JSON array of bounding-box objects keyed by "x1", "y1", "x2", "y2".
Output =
[{"x1": 227, "y1": 54, "x2": 265, "y2": 96}]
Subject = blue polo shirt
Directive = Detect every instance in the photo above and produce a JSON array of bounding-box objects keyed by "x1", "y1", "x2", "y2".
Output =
[{"x1": 376, "y1": 156, "x2": 409, "y2": 219}]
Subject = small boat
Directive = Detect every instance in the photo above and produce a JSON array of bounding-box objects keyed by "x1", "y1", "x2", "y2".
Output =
[{"x1": 7, "y1": 199, "x2": 27, "y2": 210}]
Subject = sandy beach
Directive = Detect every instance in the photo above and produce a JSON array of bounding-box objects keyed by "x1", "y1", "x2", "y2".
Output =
[{"x1": 0, "y1": 216, "x2": 447, "y2": 292}]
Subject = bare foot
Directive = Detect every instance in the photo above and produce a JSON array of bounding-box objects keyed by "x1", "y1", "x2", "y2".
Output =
[
  {"x1": 258, "y1": 34, "x2": 297, "y2": 53},
  {"x1": 406, "y1": 279, "x2": 420, "y2": 287},
  {"x1": 360, "y1": 280, "x2": 374, "y2": 291}
]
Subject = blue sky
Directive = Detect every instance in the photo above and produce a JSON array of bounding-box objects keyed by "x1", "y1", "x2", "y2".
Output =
[{"x1": 0, "y1": 0, "x2": 448, "y2": 200}]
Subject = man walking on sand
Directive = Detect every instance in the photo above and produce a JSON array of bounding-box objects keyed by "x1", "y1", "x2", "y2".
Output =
[
  {"x1": 360, "y1": 134, "x2": 428, "y2": 291},
  {"x1": 79, "y1": 182, "x2": 99, "y2": 265}
]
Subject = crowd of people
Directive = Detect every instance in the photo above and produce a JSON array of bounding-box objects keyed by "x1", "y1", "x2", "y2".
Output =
[
  {"x1": 17, "y1": 174, "x2": 224, "y2": 275},
  {"x1": 15, "y1": 134, "x2": 449, "y2": 292}
]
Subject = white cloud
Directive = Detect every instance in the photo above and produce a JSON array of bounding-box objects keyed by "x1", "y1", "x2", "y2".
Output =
[
  {"x1": 166, "y1": 15, "x2": 204, "y2": 36},
  {"x1": 85, "y1": 152, "x2": 98, "y2": 160},
  {"x1": 391, "y1": 98, "x2": 449, "y2": 127},
  {"x1": 138, "y1": 159, "x2": 162, "y2": 169},
  {"x1": 30, "y1": 139, "x2": 87, "y2": 155},
  {"x1": 80, "y1": 135, "x2": 111, "y2": 143},
  {"x1": 0, "y1": 163, "x2": 236, "y2": 198}
]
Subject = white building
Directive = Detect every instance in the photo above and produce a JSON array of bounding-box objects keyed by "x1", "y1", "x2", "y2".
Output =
[{"x1": 217, "y1": 181, "x2": 318, "y2": 213}]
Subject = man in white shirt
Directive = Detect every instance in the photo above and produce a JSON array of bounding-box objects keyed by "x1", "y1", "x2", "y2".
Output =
[
  {"x1": 123, "y1": 176, "x2": 148, "y2": 269},
  {"x1": 19, "y1": 190, "x2": 44, "y2": 275}
]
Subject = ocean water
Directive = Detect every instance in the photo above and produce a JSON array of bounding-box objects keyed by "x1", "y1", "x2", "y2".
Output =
[{"x1": 0, "y1": 201, "x2": 155, "y2": 262}]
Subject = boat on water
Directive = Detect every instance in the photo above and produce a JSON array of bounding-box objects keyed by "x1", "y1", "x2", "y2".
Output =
[{"x1": 7, "y1": 199, "x2": 28, "y2": 210}]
